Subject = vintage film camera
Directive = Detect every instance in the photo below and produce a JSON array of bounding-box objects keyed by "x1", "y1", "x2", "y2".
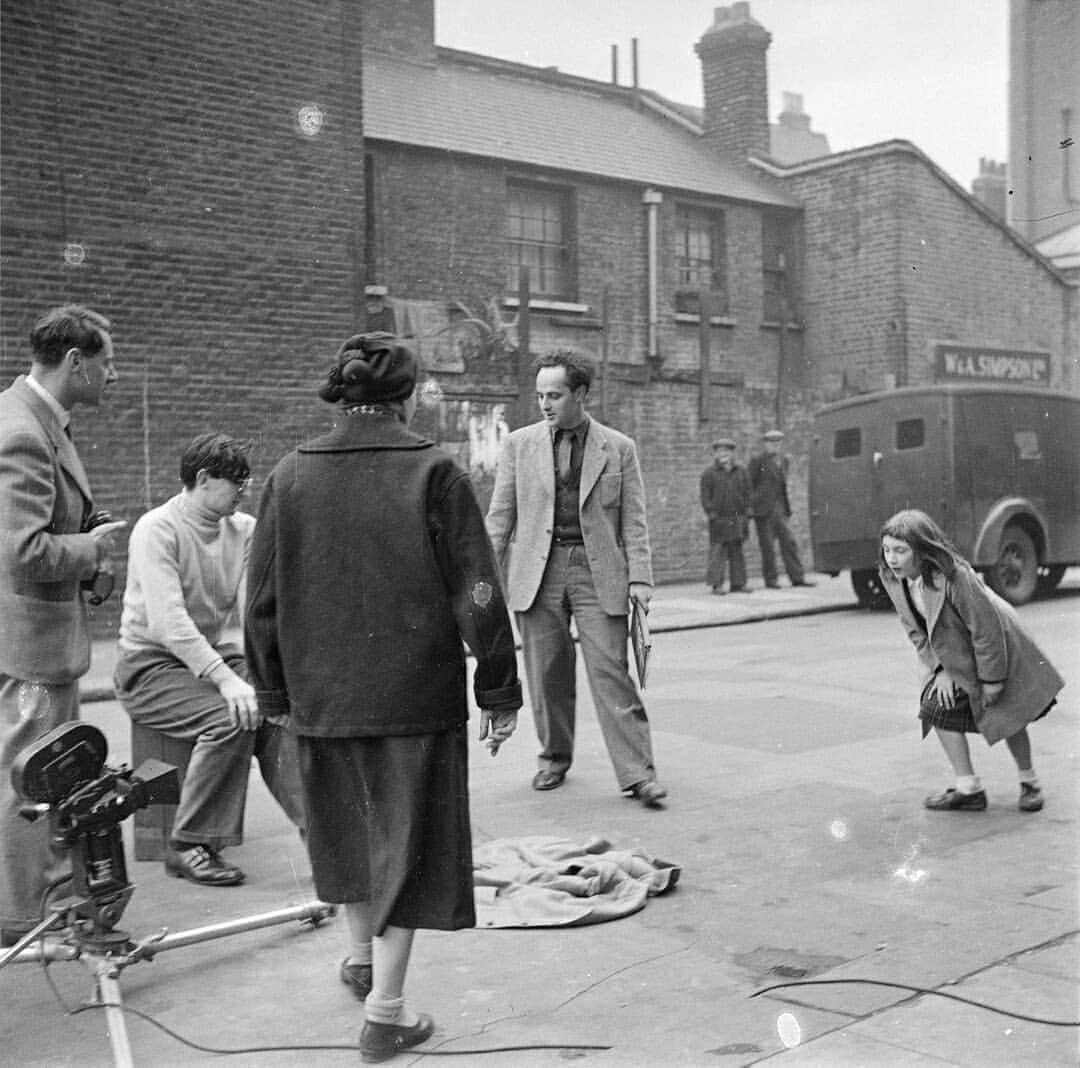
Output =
[{"x1": 12, "y1": 722, "x2": 179, "y2": 937}]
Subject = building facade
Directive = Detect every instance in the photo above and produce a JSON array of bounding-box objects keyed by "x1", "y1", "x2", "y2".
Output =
[{"x1": 1, "y1": 0, "x2": 1074, "y2": 637}]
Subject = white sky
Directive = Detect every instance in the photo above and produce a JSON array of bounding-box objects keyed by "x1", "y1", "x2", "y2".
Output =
[{"x1": 436, "y1": 0, "x2": 1009, "y2": 190}]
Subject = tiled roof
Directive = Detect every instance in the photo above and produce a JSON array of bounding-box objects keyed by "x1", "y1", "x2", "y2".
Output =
[{"x1": 362, "y1": 50, "x2": 800, "y2": 209}]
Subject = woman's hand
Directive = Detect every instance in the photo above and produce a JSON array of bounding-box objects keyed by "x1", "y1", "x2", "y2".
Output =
[
  {"x1": 479, "y1": 708, "x2": 518, "y2": 756},
  {"x1": 930, "y1": 670, "x2": 957, "y2": 709}
]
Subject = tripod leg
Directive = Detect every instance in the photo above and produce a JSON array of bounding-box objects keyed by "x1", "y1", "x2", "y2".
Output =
[{"x1": 92, "y1": 958, "x2": 135, "y2": 1068}]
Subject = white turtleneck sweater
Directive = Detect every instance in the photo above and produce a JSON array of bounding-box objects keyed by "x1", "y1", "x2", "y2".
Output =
[{"x1": 117, "y1": 492, "x2": 256, "y2": 678}]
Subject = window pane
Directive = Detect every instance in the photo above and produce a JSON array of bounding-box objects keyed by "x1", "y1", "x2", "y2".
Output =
[
  {"x1": 506, "y1": 183, "x2": 569, "y2": 298},
  {"x1": 833, "y1": 427, "x2": 862, "y2": 459},
  {"x1": 676, "y1": 205, "x2": 727, "y2": 314},
  {"x1": 1014, "y1": 430, "x2": 1041, "y2": 460},
  {"x1": 895, "y1": 419, "x2": 925, "y2": 450}
]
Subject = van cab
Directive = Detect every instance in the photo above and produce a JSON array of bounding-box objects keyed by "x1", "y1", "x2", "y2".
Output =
[{"x1": 808, "y1": 384, "x2": 1080, "y2": 607}]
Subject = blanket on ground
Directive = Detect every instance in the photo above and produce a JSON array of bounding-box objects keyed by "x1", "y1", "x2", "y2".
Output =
[{"x1": 473, "y1": 835, "x2": 680, "y2": 928}]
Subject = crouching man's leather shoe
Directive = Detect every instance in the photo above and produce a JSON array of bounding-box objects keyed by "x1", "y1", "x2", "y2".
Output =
[
  {"x1": 165, "y1": 844, "x2": 246, "y2": 886},
  {"x1": 360, "y1": 1014, "x2": 435, "y2": 1063}
]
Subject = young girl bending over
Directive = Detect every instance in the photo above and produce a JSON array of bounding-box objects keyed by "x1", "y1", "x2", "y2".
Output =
[{"x1": 879, "y1": 509, "x2": 1063, "y2": 812}]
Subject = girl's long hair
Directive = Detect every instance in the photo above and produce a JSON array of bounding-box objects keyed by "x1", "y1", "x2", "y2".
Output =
[{"x1": 879, "y1": 509, "x2": 966, "y2": 588}]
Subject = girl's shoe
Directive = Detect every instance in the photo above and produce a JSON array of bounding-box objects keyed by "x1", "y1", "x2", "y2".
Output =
[
  {"x1": 1018, "y1": 783, "x2": 1044, "y2": 812},
  {"x1": 924, "y1": 787, "x2": 987, "y2": 811}
]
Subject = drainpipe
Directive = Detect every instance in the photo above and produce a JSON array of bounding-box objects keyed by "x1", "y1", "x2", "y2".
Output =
[{"x1": 643, "y1": 188, "x2": 662, "y2": 361}]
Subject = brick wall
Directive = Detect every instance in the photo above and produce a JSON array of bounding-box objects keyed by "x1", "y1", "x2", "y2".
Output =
[
  {"x1": 782, "y1": 147, "x2": 1070, "y2": 402},
  {"x1": 365, "y1": 143, "x2": 807, "y2": 582},
  {"x1": 1, "y1": 0, "x2": 365, "y2": 636}
]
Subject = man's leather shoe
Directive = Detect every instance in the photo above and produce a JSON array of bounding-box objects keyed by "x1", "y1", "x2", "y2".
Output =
[
  {"x1": 628, "y1": 780, "x2": 668, "y2": 807},
  {"x1": 360, "y1": 1014, "x2": 435, "y2": 1063},
  {"x1": 531, "y1": 769, "x2": 566, "y2": 791},
  {"x1": 340, "y1": 958, "x2": 372, "y2": 1000},
  {"x1": 729, "y1": 586, "x2": 752, "y2": 594},
  {"x1": 791, "y1": 579, "x2": 816, "y2": 587},
  {"x1": 924, "y1": 788, "x2": 987, "y2": 811},
  {"x1": 764, "y1": 581, "x2": 780, "y2": 589},
  {"x1": 165, "y1": 845, "x2": 246, "y2": 886}
]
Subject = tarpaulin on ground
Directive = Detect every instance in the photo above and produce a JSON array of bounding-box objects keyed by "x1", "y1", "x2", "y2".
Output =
[{"x1": 472, "y1": 835, "x2": 680, "y2": 928}]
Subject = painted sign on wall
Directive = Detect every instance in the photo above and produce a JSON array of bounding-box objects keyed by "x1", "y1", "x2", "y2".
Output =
[{"x1": 933, "y1": 343, "x2": 1050, "y2": 384}]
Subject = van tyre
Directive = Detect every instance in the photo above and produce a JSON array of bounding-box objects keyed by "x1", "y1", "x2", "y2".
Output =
[
  {"x1": 851, "y1": 568, "x2": 891, "y2": 610},
  {"x1": 988, "y1": 524, "x2": 1038, "y2": 606}
]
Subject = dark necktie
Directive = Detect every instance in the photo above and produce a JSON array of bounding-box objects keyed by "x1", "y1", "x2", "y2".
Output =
[{"x1": 557, "y1": 430, "x2": 573, "y2": 483}]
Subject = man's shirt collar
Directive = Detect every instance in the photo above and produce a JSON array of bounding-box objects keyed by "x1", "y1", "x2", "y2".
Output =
[
  {"x1": 26, "y1": 374, "x2": 71, "y2": 431},
  {"x1": 549, "y1": 414, "x2": 590, "y2": 441}
]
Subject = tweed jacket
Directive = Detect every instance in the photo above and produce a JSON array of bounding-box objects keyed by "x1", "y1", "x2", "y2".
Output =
[
  {"x1": 245, "y1": 413, "x2": 521, "y2": 736},
  {"x1": 880, "y1": 560, "x2": 1064, "y2": 744},
  {"x1": 0, "y1": 376, "x2": 99, "y2": 682},
  {"x1": 485, "y1": 417, "x2": 653, "y2": 616}
]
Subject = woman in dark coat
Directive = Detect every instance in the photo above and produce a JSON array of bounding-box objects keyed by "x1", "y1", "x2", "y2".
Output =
[
  {"x1": 246, "y1": 333, "x2": 521, "y2": 1062},
  {"x1": 879, "y1": 510, "x2": 1063, "y2": 814}
]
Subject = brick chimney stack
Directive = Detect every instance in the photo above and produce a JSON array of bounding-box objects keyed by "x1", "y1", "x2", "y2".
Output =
[
  {"x1": 695, "y1": 2, "x2": 772, "y2": 160},
  {"x1": 778, "y1": 91, "x2": 810, "y2": 131},
  {"x1": 363, "y1": 0, "x2": 435, "y2": 63},
  {"x1": 971, "y1": 157, "x2": 1008, "y2": 221}
]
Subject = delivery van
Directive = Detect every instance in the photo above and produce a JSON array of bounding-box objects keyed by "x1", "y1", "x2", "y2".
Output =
[{"x1": 808, "y1": 384, "x2": 1080, "y2": 607}]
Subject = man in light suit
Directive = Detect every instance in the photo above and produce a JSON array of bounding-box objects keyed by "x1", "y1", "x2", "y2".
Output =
[
  {"x1": 486, "y1": 352, "x2": 666, "y2": 806},
  {"x1": 0, "y1": 305, "x2": 125, "y2": 945}
]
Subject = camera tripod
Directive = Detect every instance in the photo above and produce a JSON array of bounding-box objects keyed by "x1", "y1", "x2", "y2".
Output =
[
  {"x1": 1, "y1": 894, "x2": 334, "y2": 1067},
  {"x1": 1, "y1": 722, "x2": 335, "y2": 1067}
]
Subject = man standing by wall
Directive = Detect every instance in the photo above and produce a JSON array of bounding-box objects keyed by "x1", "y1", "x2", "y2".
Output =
[
  {"x1": 0, "y1": 305, "x2": 125, "y2": 945},
  {"x1": 486, "y1": 352, "x2": 667, "y2": 807},
  {"x1": 748, "y1": 429, "x2": 814, "y2": 589},
  {"x1": 700, "y1": 438, "x2": 752, "y2": 595}
]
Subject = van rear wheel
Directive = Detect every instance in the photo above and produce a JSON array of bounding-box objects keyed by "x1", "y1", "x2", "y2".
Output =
[
  {"x1": 987, "y1": 524, "x2": 1038, "y2": 605},
  {"x1": 851, "y1": 568, "x2": 891, "y2": 610}
]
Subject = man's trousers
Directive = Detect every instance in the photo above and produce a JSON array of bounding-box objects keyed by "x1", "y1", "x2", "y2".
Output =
[
  {"x1": 0, "y1": 676, "x2": 78, "y2": 931},
  {"x1": 114, "y1": 652, "x2": 305, "y2": 850},
  {"x1": 754, "y1": 507, "x2": 805, "y2": 585},
  {"x1": 517, "y1": 544, "x2": 656, "y2": 791}
]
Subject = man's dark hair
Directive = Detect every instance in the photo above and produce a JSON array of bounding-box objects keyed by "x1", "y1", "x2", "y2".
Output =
[
  {"x1": 29, "y1": 305, "x2": 110, "y2": 367},
  {"x1": 180, "y1": 433, "x2": 253, "y2": 490},
  {"x1": 532, "y1": 350, "x2": 594, "y2": 393}
]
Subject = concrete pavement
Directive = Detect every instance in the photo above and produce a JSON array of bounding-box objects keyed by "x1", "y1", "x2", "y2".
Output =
[
  {"x1": 78, "y1": 571, "x2": 861, "y2": 703},
  {"x1": 3, "y1": 571, "x2": 1076, "y2": 1066}
]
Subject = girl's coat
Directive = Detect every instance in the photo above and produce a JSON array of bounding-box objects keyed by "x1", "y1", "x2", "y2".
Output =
[{"x1": 881, "y1": 561, "x2": 1064, "y2": 744}]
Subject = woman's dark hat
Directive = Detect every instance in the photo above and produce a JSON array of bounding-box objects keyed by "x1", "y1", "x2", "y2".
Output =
[{"x1": 319, "y1": 332, "x2": 417, "y2": 404}]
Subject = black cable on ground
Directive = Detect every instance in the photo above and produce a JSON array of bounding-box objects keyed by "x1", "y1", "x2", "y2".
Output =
[
  {"x1": 751, "y1": 977, "x2": 1080, "y2": 1027},
  {"x1": 70, "y1": 1002, "x2": 612, "y2": 1057}
]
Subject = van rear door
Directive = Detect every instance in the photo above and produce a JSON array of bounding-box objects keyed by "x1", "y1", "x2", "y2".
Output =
[
  {"x1": 869, "y1": 393, "x2": 951, "y2": 534},
  {"x1": 810, "y1": 400, "x2": 880, "y2": 572}
]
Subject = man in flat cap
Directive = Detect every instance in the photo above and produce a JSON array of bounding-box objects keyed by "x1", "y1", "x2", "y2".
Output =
[
  {"x1": 700, "y1": 438, "x2": 751, "y2": 595},
  {"x1": 364, "y1": 284, "x2": 397, "y2": 334},
  {"x1": 748, "y1": 429, "x2": 814, "y2": 589}
]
